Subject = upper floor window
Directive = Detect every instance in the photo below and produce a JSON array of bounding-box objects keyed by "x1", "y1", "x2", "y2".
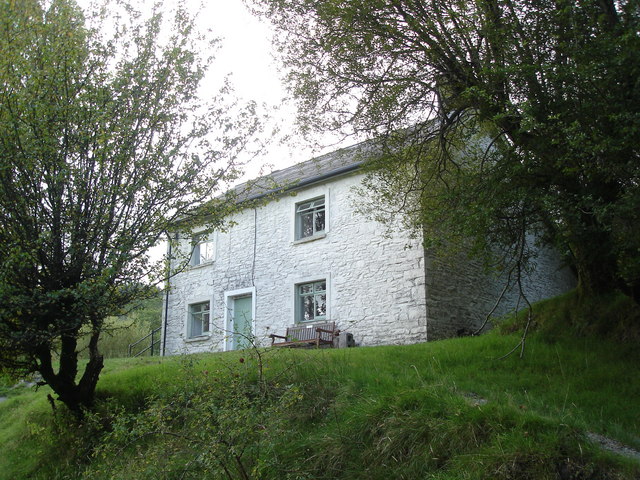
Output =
[
  {"x1": 191, "y1": 234, "x2": 214, "y2": 266},
  {"x1": 189, "y1": 301, "x2": 210, "y2": 338},
  {"x1": 295, "y1": 196, "x2": 325, "y2": 240}
]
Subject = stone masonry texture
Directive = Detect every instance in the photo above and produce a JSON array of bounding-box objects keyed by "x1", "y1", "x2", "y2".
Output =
[{"x1": 163, "y1": 170, "x2": 575, "y2": 354}]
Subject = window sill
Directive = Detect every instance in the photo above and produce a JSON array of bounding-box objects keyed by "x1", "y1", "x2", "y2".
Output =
[
  {"x1": 295, "y1": 319, "x2": 328, "y2": 325},
  {"x1": 188, "y1": 261, "x2": 214, "y2": 270},
  {"x1": 293, "y1": 232, "x2": 326, "y2": 245},
  {"x1": 185, "y1": 334, "x2": 210, "y2": 343}
]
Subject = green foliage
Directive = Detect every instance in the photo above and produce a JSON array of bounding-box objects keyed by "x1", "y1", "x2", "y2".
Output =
[
  {"x1": 499, "y1": 289, "x2": 640, "y2": 344},
  {"x1": 249, "y1": 0, "x2": 640, "y2": 301},
  {"x1": 87, "y1": 357, "x2": 303, "y2": 479},
  {"x1": 0, "y1": 0, "x2": 257, "y2": 413},
  {"x1": 127, "y1": 293, "x2": 164, "y2": 332},
  {"x1": 286, "y1": 388, "x2": 625, "y2": 480},
  {"x1": 2, "y1": 294, "x2": 640, "y2": 479},
  {"x1": 77, "y1": 317, "x2": 152, "y2": 360},
  {"x1": 77, "y1": 292, "x2": 163, "y2": 359},
  {"x1": 0, "y1": 373, "x2": 12, "y2": 397}
]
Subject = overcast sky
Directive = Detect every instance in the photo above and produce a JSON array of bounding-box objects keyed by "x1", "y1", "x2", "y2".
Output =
[
  {"x1": 78, "y1": 0, "x2": 345, "y2": 178},
  {"x1": 180, "y1": 0, "x2": 355, "y2": 179},
  {"x1": 205, "y1": 1, "x2": 283, "y2": 106},
  {"x1": 203, "y1": 2, "x2": 354, "y2": 178},
  {"x1": 203, "y1": 1, "x2": 305, "y2": 176}
]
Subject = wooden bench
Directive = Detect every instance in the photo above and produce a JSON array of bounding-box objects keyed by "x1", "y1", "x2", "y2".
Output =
[{"x1": 269, "y1": 322, "x2": 339, "y2": 348}]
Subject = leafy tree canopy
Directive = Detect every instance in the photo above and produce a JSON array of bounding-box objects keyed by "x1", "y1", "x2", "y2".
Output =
[
  {"x1": 249, "y1": 0, "x2": 640, "y2": 301},
  {"x1": 0, "y1": 0, "x2": 258, "y2": 413}
]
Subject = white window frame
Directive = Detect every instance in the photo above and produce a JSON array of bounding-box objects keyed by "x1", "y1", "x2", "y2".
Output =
[
  {"x1": 293, "y1": 193, "x2": 328, "y2": 242},
  {"x1": 223, "y1": 287, "x2": 256, "y2": 352},
  {"x1": 190, "y1": 232, "x2": 215, "y2": 266},
  {"x1": 187, "y1": 300, "x2": 211, "y2": 339},
  {"x1": 293, "y1": 275, "x2": 330, "y2": 324}
]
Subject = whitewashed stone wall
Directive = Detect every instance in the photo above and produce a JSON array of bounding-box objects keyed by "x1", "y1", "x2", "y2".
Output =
[
  {"x1": 162, "y1": 171, "x2": 575, "y2": 355},
  {"x1": 162, "y1": 172, "x2": 428, "y2": 355}
]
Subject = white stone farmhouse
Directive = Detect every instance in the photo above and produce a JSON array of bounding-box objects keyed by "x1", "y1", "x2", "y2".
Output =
[{"x1": 161, "y1": 143, "x2": 574, "y2": 355}]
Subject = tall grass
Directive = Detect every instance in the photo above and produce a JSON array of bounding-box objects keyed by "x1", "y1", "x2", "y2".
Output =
[
  {"x1": 1, "y1": 292, "x2": 639, "y2": 479},
  {"x1": 499, "y1": 289, "x2": 640, "y2": 342}
]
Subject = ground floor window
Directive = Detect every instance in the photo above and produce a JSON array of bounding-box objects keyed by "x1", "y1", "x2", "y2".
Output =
[
  {"x1": 189, "y1": 301, "x2": 210, "y2": 337},
  {"x1": 297, "y1": 280, "x2": 326, "y2": 322}
]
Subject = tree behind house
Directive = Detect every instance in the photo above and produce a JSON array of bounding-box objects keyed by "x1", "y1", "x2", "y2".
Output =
[{"x1": 250, "y1": 0, "x2": 640, "y2": 301}]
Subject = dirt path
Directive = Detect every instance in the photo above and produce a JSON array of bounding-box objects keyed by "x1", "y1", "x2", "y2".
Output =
[
  {"x1": 461, "y1": 392, "x2": 640, "y2": 463},
  {"x1": 587, "y1": 432, "x2": 640, "y2": 462}
]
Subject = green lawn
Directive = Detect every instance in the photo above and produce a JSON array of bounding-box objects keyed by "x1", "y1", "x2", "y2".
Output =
[{"x1": 1, "y1": 293, "x2": 639, "y2": 479}]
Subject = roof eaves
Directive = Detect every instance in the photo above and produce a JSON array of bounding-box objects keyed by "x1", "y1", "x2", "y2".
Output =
[{"x1": 239, "y1": 160, "x2": 365, "y2": 203}]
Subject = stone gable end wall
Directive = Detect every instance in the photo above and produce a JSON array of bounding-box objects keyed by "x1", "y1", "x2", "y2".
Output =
[{"x1": 425, "y1": 245, "x2": 576, "y2": 340}]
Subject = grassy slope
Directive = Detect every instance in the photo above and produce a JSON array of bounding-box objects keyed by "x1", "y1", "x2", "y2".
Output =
[{"x1": 1, "y1": 292, "x2": 639, "y2": 479}]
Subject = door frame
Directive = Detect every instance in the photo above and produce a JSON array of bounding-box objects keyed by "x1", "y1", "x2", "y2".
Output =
[{"x1": 223, "y1": 287, "x2": 256, "y2": 351}]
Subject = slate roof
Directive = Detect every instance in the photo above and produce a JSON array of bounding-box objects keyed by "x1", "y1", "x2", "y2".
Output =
[{"x1": 232, "y1": 139, "x2": 377, "y2": 203}]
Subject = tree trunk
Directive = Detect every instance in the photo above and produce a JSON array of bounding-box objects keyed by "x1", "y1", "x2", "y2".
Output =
[
  {"x1": 37, "y1": 329, "x2": 103, "y2": 416},
  {"x1": 77, "y1": 328, "x2": 104, "y2": 410},
  {"x1": 570, "y1": 235, "x2": 620, "y2": 299}
]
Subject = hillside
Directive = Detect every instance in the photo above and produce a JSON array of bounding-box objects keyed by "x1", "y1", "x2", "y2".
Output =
[{"x1": 1, "y1": 292, "x2": 639, "y2": 479}]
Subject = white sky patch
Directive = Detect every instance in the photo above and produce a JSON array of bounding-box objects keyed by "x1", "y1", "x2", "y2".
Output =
[
  {"x1": 166, "y1": 1, "x2": 352, "y2": 177},
  {"x1": 204, "y1": 2, "x2": 282, "y2": 105},
  {"x1": 77, "y1": 0, "x2": 350, "y2": 176},
  {"x1": 196, "y1": 0, "x2": 305, "y2": 177}
]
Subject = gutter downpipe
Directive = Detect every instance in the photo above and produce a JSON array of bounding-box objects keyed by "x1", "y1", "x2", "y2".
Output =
[{"x1": 161, "y1": 233, "x2": 173, "y2": 357}]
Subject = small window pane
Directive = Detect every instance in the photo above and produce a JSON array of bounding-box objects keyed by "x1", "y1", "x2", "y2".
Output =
[
  {"x1": 315, "y1": 294, "x2": 326, "y2": 317},
  {"x1": 297, "y1": 280, "x2": 328, "y2": 323},
  {"x1": 203, "y1": 312, "x2": 210, "y2": 332},
  {"x1": 191, "y1": 235, "x2": 214, "y2": 265},
  {"x1": 300, "y1": 212, "x2": 314, "y2": 238},
  {"x1": 303, "y1": 296, "x2": 314, "y2": 321},
  {"x1": 295, "y1": 196, "x2": 325, "y2": 240},
  {"x1": 189, "y1": 302, "x2": 210, "y2": 337},
  {"x1": 314, "y1": 210, "x2": 325, "y2": 233},
  {"x1": 192, "y1": 322, "x2": 202, "y2": 337},
  {"x1": 200, "y1": 241, "x2": 214, "y2": 263},
  {"x1": 296, "y1": 201, "x2": 312, "y2": 213}
]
